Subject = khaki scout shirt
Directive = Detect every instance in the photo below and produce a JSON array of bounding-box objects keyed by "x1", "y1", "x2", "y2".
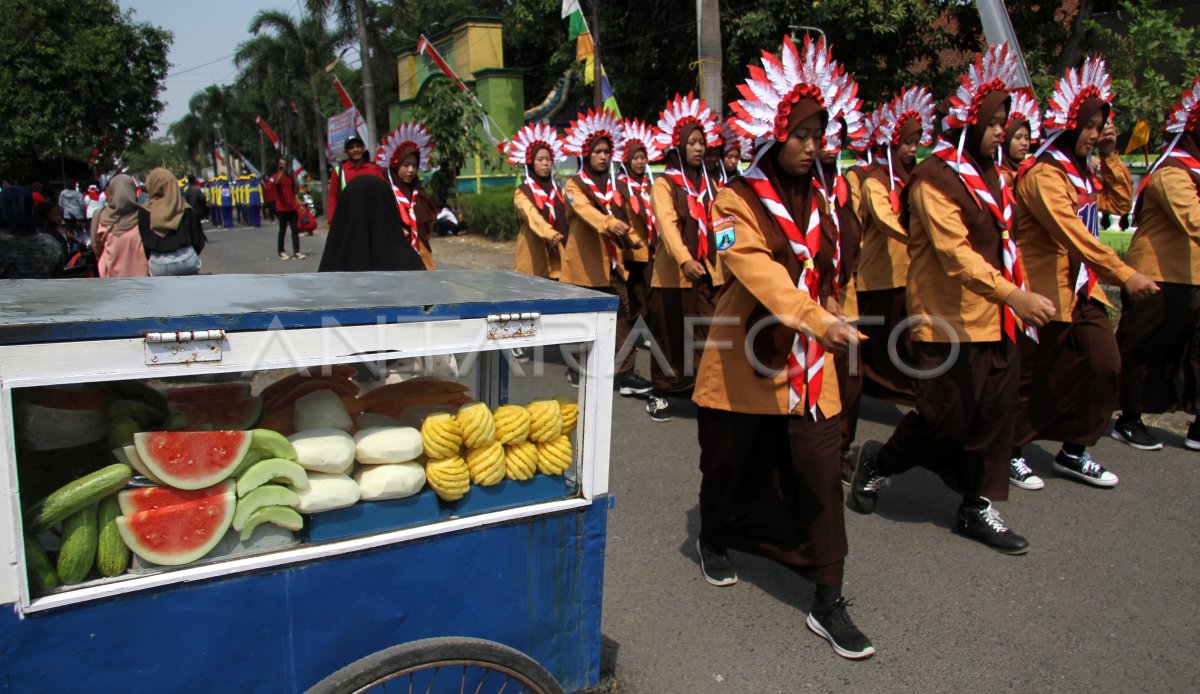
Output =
[
  {"x1": 512, "y1": 188, "x2": 561, "y2": 280},
  {"x1": 649, "y1": 176, "x2": 725, "y2": 289},
  {"x1": 1126, "y1": 166, "x2": 1200, "y2": 285},
  {"x1": 560, "y1": 177, "x2": 641, "y2": 287},
  {"x1": 855, "y1": 177, "x2": 910, "y2": 291}
]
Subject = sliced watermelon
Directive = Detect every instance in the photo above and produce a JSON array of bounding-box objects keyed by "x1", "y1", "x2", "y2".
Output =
[
  {"x1": 117, "y1": 480, "x2": 235, "y2": 516},
  {"x1": 165, "y1": 382, "x2": 252, "y2": 404},
  {"x1": 170, "y1": 395, "x2": 263, "y2": 431},
  {"x1": 115, "y1": 487, "x2": 236, "y2": 566},
  {"x1": 134, "y1": 431, "x2": 252, "y2": 490}
]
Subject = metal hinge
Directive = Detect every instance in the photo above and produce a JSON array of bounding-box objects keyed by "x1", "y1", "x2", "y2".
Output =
[
  {"x1": 143, "y1": 329, "x2": 225, "y2": 365},
  {"x1": 485, "y1": 312, "x2": 539, "y2": 340}
]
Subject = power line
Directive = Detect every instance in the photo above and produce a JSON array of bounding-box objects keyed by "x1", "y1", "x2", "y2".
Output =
[{"x1": 168, "y1": 52, "x2": 237, "y2": 77}]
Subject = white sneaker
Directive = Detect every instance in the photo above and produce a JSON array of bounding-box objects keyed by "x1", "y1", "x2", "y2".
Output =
[{"x1": 1008, "y1": 457, "x2": 1044, "y2": 490}]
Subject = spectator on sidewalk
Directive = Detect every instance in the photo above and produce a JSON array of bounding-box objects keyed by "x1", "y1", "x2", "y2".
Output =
[
  {"x1": 434, "y1": 205, "x2": 459, "y2": 236},
  {"x1": 84, "y1": 184, "x2": 105, "y2": 223},
  {"x1": 271, "y1": 158, "x2": 305, "y2": 260},
  {"x1": 93, "y1": 174, "x2": 149, "y2": 277},
  {"x1": 139, "y1": 168, "x2": 206, "y2": 276},
  {"x1": 0, "y1": 186, "x2": 66, "y2": 279},
  {"x1": 58, "y1": 181, "x2": 86, "y2": 236},
  {"x1": 184, "y1": 176, "x2": 208, "y2": 223},
  {"x1": 327, "y1": 135, "x2": 385, "y2": 224}
]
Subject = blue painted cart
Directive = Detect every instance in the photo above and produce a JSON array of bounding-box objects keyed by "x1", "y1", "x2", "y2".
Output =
[{"x1": 0, "y1": 271, "x2": 618, "y2": 692}]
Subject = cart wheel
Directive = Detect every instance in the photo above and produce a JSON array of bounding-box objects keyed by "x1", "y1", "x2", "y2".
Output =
[{"x1": 305, "y1": 636, "x2": 566, "y2": 694}]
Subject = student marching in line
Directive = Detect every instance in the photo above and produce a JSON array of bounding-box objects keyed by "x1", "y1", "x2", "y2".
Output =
[
  {"x1": 1112, "y1": 77, "x2": 1200, "y2": 452},
  {"x1": 1010, "y1": 57, "x2": 1158, "y2": 489},
  {"x1": 561, "y1": 110, "x2": 653, "y2": 396},
  {"x1": 854, "y1": 86, "x2": 935, "y2": 412},
  {"x1": 720, "y1": 119, "x2": 751, "y2": 180},
  {"x1": 376, "y1": 122, "x2": 437, "y2": 270},
  {"x1": 694, "y1": 36, "x2": 874, "y2": 660},
  {"x1": 998, "y1": 89, "x2": 1041, "y2": 189},
  {"x1": 615, "y1": 119, "x2": 663, "y2": 355},
  {"x1": 851, "y1": 44, "x2": 1056, "y2": 554},
  {"x1": 646, "y1": 94, "x2": 723, "y2": 422},
  {"x1": 507, "y1": 122, "x2": 568, "y2": 281}
]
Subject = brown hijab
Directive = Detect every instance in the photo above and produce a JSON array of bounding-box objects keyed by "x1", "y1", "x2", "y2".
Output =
[
  {"x1": 94, "y1": 174, "x2": 139, "y2": 236},
  {"x1": 142, "y1": 168, "x2": 187, "y2": 237}
]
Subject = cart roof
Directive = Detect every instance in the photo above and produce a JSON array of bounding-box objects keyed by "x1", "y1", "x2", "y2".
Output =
[{"x1": 0, "y1": 271, "x2": 617, "y2": 344}]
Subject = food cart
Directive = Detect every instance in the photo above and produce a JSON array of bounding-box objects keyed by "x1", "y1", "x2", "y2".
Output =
[{"x1": 0, "y1": 271, "x2": 617, "y2": 692}]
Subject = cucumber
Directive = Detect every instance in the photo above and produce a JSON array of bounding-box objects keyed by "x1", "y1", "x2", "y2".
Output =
[
  {"x1": 106, "y1": 399, "x2": 165, "y2": 428},
  {"x1": 95, "y1": 495, "x2": 129, "y2": 577},
  {"x1": 56, "y1": 504, "x2": 98, "y2": 585},
  {"x1": 24, "y1": 535, "x2": 58, "y2": 595},
  {"x1": 25, "y1": 463, "x2": 132, "y2": 534},
  {"x1": 251, "y1": 429, "x2": 297, "y2": 461},
  {"x1": 108, "y1": 415, "x2": 140, "y2": 450}
]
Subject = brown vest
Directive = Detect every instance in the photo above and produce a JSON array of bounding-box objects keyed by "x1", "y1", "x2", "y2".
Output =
[{"x1": 905, "y1": 156, "x2": 1005, "y2": 273}]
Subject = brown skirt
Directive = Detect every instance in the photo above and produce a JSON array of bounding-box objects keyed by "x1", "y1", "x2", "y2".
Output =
[
  {"x1": 625, "y1": 259, "x2": 651, "y2": 323},
  {"x1": 1116, "y1": 282, "x2": 1200, "y2": 416},
  {"x1": 1014, "y1": 298, "x2": 1118, "y2": 448},
  {"x1": 648, "y1": 280, "x2": 716, "y2": 397},
  {"x1": 856, "y1": 287, "x2": 916, "y2": 405},
  {"x1": 835, "y1": 347, "x2": 863, "y2": 455},
  {"x1": 879, "y1": 341, "x2": 1017, "y2": 502},
  {"x1": 698, "y1": 407, "x2": 846, "y2": 586},
  {"x1": 591, "y1": 274, "x2": 637, "y2": 375}
]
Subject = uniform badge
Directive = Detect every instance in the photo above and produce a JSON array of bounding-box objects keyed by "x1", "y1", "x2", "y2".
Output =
[{"x1": 714, "y1": 215, "x2": 736, "y2": 250}]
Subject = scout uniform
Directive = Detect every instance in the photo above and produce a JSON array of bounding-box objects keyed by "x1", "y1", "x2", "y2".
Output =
[
  {"x1": 615, "y1": 119, "x2": 662, "y2": 346},
  {"x1": 247, "y1": 177, "x2": 262, "y2": 227},
  {"x1": 375, "y1": 121, "x2": 436, "y2": 270},
  {"x1": 506, "y1": 122, "x2": 568, "y2": 280}
]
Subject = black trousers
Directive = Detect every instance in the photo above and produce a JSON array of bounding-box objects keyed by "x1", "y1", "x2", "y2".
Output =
[{"x1": 277, "y1": 210, "x2": 299, "y2": 254}]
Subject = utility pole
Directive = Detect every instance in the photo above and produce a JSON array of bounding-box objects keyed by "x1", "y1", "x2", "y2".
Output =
[
  {"x1": 591, "y1": 0, "x2": 602, "y2": 109},
  {"x1": 259, "y1": 129, "x2": 267, "y2": 176},
  {"x1": 355, "y1": 0, "x2": 378, "y2": 151},
  {"x1": 696, "y1": 0, "x2": 722, "y2": 108}
]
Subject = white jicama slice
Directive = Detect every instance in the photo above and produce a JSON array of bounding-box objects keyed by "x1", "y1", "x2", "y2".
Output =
[
  {"x1": 354, "y1": 426, "x2": 423, "y2": 465},
  {"x1": 293, "y1": 389, "x2": 353, "y2": 432},
  {"x1": 288, "y1": 428, "x2": 356, "y2": 474},
  {"x1": 354, "y1": 462, "x2": 426, "y2": 501},
  {"x1": 294, "y1": 471, "x2": 361, "y2": 513}
]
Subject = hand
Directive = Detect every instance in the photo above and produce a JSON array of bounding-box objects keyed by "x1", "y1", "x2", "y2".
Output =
[
  {"x1": 629, "y1": 238, "x2": 644, "y2": 250},
  {"x1": 550, "y1": 232, "x2": 564, "y2": 246},
  {"x1": 1123, "y1": 272, "x2": 1159, "y2": 300},
  {"x1": 1006, "y1": 289, "x2": 1056, "y2": 327},
  {"x1": 681, "y1": 260, "x2": 708, "y2": 282},
  {"x1": 818, "y1": 320, "x2": 868, "y2": 355},
  {"x1": 611, "y1": 219, "x2": 631, "y2": 235},
  {"x1": 1097, "y1": 121, "x2": 1118, "y2": 157}
]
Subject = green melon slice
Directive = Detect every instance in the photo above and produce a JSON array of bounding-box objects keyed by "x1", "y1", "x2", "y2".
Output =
[
  {"x1": 236, "y1": 458, "x2": 309, "y2": 497},
  {"x1": 238, "y1": 505, "x2": 303, "y2": 542},
  {"x1": 133, "y1": 431, "x2": 252, "y2": 490},
  {"x1": 115, "y1": 487, "x2": 235, "y2": 566},
  {"x1": 171, "y1": 395, "x2": 263, "y2": 431},
  {"x1": 232, "y1": 485, "x2": 301, "y2": 531},
  {"x1": 250, "y1": 429, "x2": 296, "y2": 461}
]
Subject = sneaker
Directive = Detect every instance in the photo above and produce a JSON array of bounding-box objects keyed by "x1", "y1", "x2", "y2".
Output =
[
  {"x1": 840, "y1": 450, "x2": 855, "y2": 488},
  {"x1": 293, "y1": 252, "x2": 307, "y2": 260},
  {"x1": 278, "y1": 252, "x2": 290, "y2": 260},
  {"x1": 646, "y1": 396, "x2": 671, "y2": 422},
  {"x1": 1186, "y1": 421, "x2": 1200, "y2": 451},
  {"x1": 1110, "y1": 417, "x2": 1163, "y2": 451},
  {"x1": 1008, "y1": 457, "x2": 1044, "y2": 490},
  {"x1": 696, "y1": 539, "x2": 737, "y2": 586},
  {"x1": 806, "y1": 597, "x2": 876, "y2": 660},
  {"x1": 565, "y1": 368, "x2": 580, "y2": 388},
  {"x1": 955, "y1": 499, "x2": 1029, "y2": 555},
  {"x1": 1053, "y1": 450, "x2": 1118, "y2": 487},
  {"x1": 617, "y1": 371, "x2": 653, "y2": 398},
  {"x1": 848, "y1": 442, "x2": 885, "y2": 515}
]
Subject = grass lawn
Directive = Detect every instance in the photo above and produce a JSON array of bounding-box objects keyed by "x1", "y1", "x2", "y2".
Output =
[{"x1": 1101, "y1": 229, "x2": 1134, "y2": 256}]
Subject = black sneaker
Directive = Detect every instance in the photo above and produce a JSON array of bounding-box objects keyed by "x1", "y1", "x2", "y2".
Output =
[
  {"x1": 646, "y1": 396, "x2": 671, "y2": 422},
  {"x1": 1110, "y1": 417, "x2": 1163, "y2": 451},
  {"x1": 1008, "y1": 457, "x2": 1045, "y2": 490},
  {"x1": 1053, "y1": 449, "x2": 1118, "y2": 487},
  {"x1": 806, "y1": 597, "x2": 876, "y2": 660},
  {"x1": 848, "y1": 442, "x2": 885, "y2": 514},
  {"x1": 565, "y1": 368, "x2": 580, "y2": 388},
  {"x1": 1186, "y1": 421, "x2": 1200, "y2": 451},
  {"x1": 696, "y1": 539, "x2": 737, "y2": 586},
  {"x1": 617, "y1": 371, "x2": 652, "y2": 398},
  {"x1": 955, "y1": 500, "x2": 1029, "y2": 555}
]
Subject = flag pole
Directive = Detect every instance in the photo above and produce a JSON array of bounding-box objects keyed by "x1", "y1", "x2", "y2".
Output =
[
  {"x1": 416, "y1": 35, "x2": 509, "y2": 144},
  {"x1": 591, "y1": 0, "x2": 602, "y2": 109}
]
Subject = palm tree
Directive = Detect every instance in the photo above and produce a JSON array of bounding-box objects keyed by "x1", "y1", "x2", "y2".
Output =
[{"x1": 306, "y1": 0, "x2": 378, "y2": 150}]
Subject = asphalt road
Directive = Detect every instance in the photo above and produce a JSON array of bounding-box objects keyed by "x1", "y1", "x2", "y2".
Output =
[{"x1": 203, "y1": 221, "x2": 1199, "y2": 693}]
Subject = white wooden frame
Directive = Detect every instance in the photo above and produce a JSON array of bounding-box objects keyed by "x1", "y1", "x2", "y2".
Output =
[{"x1": 0, "y1": 310, "x2": 617, "y2": 613}]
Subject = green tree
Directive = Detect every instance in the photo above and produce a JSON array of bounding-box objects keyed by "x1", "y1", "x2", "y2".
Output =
[
  {"x1": 124, "y1": 137, "x2": 190, "y2": 178},
  {"x1": 1086, "y1": 0, "x2": 1200, "y2": 133},
  {"x1": 307, "y1": 0, "x2": 386, "y2": 149},
  {"x1": 0, "y1": 0, "x2": 171, "y2": 179},
  {"x1": 412, "y1": 77, "x2": 502, "y2": 205}
]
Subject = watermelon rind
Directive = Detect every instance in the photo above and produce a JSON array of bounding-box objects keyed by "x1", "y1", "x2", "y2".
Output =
[
  {"x1": 232, "y1": 485, "x2": 300, "y2": 531},
  {"x1": 236, "y1": 458, "x2": 309, "y2": 497},
  {"x1": 117, "y1": 480, "x2": 236, "y2": 516},
  {"x1": 117, "y1": 445, "x2": 167, "y2": 486},
  {"x1": 134, "y1": 431, "x2": 252, "y2": 490},
  {"x1": 171, "y1": 395, "x2": 263, "y2": 431},
  {"x1": 115, "y1": 489, "x2": 235, "y2": 566},
  {"x1": 237, "y1": 505, "x2": 303, "y2": 542}
]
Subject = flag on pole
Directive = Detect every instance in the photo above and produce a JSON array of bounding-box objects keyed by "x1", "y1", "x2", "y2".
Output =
[
  {"x1": 561, "y1": 0, "x2": 621, "y2": 116},
  {"x1": 415, "y1": 34, "x2": 506, "y2": 145},
  {"x1": 1125, "y1": 119, "x2": 1151, "y2": 155},
  {"x1": 255, "y1": 115, "x2": 308, "y2": 181}
]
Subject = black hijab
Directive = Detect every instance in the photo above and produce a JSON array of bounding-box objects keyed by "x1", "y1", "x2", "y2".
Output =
[
  {"x1": 0, "y1": 187, "x2": 37, "y2": 235},
  {"x1": 318, "y1": 176, "x2": 425, "y2": 272}
]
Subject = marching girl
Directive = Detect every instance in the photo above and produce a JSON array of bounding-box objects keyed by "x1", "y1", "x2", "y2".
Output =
[
  {"x1": 843, "y1": 106, "x2": 880, "y2": 227},
  {"x1": 850, "y1": 44, "x2": 1055, "y2": 554},
  {"x1": 561, "y1": 109, "x2": 653, "y2": 395},
  {"x1": 507, "y1": 123, "x2": 568, "y2": 280},
  {"x1": 1113, "y1": 77, "x2": 1200, "y2": 452},
  {"x1": 721, "y1": 119, "x2": 751, "y2": 180},
  {"x1": 646, "y1": 94, "x2": 723, "y2": 423},
  {"x1": 376, "y1": 121, "x2": 437, "y2": 270},
  {"x1": 854, "y1": 87, "x2": 936, "y2": 409},
  {"x1": 615, "y1": 119, "x2": 664, "y2": 343},
  {"x1": 694, "y1": 36, "x2": 874, "y2": 659},
  {"x1": 1011, "y1": 57, "x2": 1157, "y2": 488},
  {"x1": 998, "y1": 89, "x2": 1041, "y2": 189}
]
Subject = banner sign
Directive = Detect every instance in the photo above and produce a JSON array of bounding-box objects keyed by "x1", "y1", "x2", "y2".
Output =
[{"x1": 327, "y1": 107, "x2": 362, "y2": 160}]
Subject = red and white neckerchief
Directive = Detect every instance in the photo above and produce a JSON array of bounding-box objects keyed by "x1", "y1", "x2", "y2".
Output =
[
  {"x1": 932, "y1": 138, "x2": 1037, "y2": 343},
  {"x1": 390, "y1": 183, "x2": 421, "y2": 252},
  {"x1": 813, "y1": 164, "x2": 842, "y2": 296},
  {"x1": 1038, "y1": 142, "x2": 1101, "y2": 299},
  {"x1": 524, "y1": 171, "x2": 563, "y2": 226},
  {"x1": 743, "y1": 148, "x2": 826, "y2": 418},
  {"x1": 618, "y1": 168, "x2": 658, "y2": 243},
  {"x1": 663, "y1": 164, "x2": 714, "y2": 262},
  {"x1": 577, "y1": 168, "x2": 623, "y2": 269}
]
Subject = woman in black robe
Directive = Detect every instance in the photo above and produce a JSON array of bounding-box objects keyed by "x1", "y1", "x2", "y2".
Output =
[{"x1": 318, "y1": 176, "x2": 425, "y2": 273}]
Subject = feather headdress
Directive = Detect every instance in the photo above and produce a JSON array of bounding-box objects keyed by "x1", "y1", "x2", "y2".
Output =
[
  {"x1": 375, "y1": 121, "x2": 434, "y2": 171},
  {"x1": 563, "y1": 109, "x2": 623, "y2": 157},
  {"x1": 875, "y1": 86, "x2": 936, "y2": 149},
  {"x1": 1042, "y1": 56, "x2": 1113, "y2": 135},
  {"x1": 943, "y1": 43, "x2": 1023, "y2": 131},
  {"x1": 615, "y1": 119, "x2": 664, "y2": 162},
  {"x1": 652, "y1": 93, "x2": 721, "y2": 150},
  {"x1": 1006, "y1": 87, "x2": 1043, "y2": 142},
  {"x1": 506, "y1": 122, "x2": 566, "y2": 166}
]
